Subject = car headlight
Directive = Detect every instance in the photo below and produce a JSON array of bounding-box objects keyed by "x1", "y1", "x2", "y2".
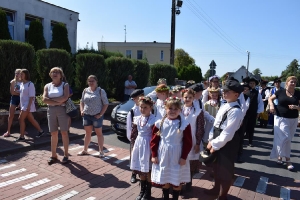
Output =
[{"x1": 111, "y1": 106, "x2": 117, "y2": 118}]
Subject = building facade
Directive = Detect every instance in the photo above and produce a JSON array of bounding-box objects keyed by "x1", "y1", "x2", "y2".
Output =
[
  {"x1": 98, "y1": 42, "x2": 171, "y2": 65},
  {"x1": 0, "y1": 0, "x2": 79, "y2": 53},
  {"x1": 225, "y1": 66, "x2": 261, "y2": 83}
]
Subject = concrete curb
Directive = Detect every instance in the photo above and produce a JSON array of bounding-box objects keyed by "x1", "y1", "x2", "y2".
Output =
[{"x1": 0, "y1": 127, "x2": 111, "y2": 157}]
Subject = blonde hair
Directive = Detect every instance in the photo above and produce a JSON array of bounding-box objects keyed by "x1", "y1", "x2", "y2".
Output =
[
  {"x1": 286, "y1": 76, "x2": 297, "y2": 88},
  {"x1": 87, "y1": 75, "x2": 98, "y2": 82},
  {"x1": 49, "y1": 67, "x2": 65, "y2": 80},
  {"x1": 13, "y1": 69, "x2": 22, "y2": 82},
  {"x1": 155, "y1": 84, "x2": 169, "y2": 94}
]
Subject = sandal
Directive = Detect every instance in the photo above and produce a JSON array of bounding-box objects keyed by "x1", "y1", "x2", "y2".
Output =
[
  {"x1": 3, "y1": 132, "x2": 10, "y2": 137},
  {"x1": 62, "y1": 156, "x2": 69, "y2": 164},
  {"x1": 77, "y1": 150, "x2": 89, "y2": 156},
  {"x1": 48, "y1": 157, "x2": 58, "y2": 165}
]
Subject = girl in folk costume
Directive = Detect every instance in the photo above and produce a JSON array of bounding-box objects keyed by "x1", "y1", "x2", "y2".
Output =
[
  {"x1": 154, "y1": 84, "x2": 169, "y2": 120},
  {"x1": 147, "y1": 78, "x2": 167, "y2": 101},
  {"x1": 181, "y1": 89, "x2": 205, "y2": 192},
  {"x1": 151, "y1": 97, "x2": 193, "y2": 200},
  {"x1": 202, "y1": 75, "x2": 221, "y2": 104},
  {"x1": 130, "y1": 96, "x2": 155, "y2": 200},
  {"x1": 170, "y1": 85, "x2": 183, "y2": 99},
  {"x1": 203, "y1": 88, "x2": 221, "y2": 147},
  {"x1": 127, "y1": 89, "x2": 144, "y2": 184}
]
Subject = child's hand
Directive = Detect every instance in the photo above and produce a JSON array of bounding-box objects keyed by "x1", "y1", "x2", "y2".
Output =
[
  {"x1": 194, "y1": 145, "x2": 200, "y2": 154},
  {"x1": 179, "y1": 158, "x2": 186, "y2": 166},
  {"x1": 152, "y1": 157, "x2": 159, "y2": 164}
]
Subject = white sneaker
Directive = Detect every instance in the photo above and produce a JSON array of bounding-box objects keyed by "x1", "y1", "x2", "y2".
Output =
[{"x1": 99, "y1": 151, "x2": 105, "y2": 158}]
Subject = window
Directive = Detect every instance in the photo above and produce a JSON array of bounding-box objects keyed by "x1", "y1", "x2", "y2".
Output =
[
  {"x1": 137, "y1": 50, "x2": 143, "y2": 60},
  {"x1": 160, "y1": 50, "x2": 164, "y2": 61},
  {"x1": 126, "y1": 50, "x2": 132, "y2": 58},
  {"x1": 25, "y1": 15, "x2": 41, "y2": 41},
  {"x1": 5, "y1": 11, "x2": 14, "y2": 39}
]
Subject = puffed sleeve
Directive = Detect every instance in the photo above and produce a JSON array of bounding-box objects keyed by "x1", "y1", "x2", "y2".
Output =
[
  {"x1": 150, "y1": 126, "x2": 160, "y2": 158},
  {"x1": 195, "y1": 110, "x2": 205, "y2": 145},
  {"x1": 181, "y1": 124, "x2": 192, "y2": 160}
]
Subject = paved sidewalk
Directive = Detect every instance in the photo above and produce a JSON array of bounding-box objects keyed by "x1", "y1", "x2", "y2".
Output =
[
  {"x1": 0, "y1": 139, "x2": 299, "y2": 200},
  {"x1": 0, "y1": 117, "x2": 112, "y2": 157}
]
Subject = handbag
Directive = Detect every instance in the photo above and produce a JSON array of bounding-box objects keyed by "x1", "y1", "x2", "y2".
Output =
[{"x1": 65, "y1": 98, "x2": 78, "y2": 118}]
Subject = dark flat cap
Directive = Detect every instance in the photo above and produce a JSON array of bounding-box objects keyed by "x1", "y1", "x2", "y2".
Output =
[
  {"x1": 130, "y1": 89, "x2": 144, "y2": 98},
  {"x1": 248, "y1": 77, "x2": 259, "y2": 85},
  {"x1": 189, "y1": 83, "x2": 204, "y2": 92},
  {"x1": 222, "y1": 79, "x2": 244, "y2": 94}
]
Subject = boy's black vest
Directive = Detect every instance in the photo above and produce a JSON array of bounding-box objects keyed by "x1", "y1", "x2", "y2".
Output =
[
  {"x1": 246, "y1": 89, "x2": 258, "y2": 116},
  {"x1": 260, "y1": 87, "x2": 269, "y2": 108}
]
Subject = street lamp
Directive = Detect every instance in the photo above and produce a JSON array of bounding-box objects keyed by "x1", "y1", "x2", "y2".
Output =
[{"x1": 246, "y1": 51, "x2": 250, "y2": 77}]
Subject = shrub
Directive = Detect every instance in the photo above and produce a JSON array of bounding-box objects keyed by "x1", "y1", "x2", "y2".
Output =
[
  {"x1": 26, "y1": 20, "x2": 46, "y2": 51},
  {"x1": 132, "y1": 59, "x2": 150, "y2": 88},
  {"x1": 36, "y1": 49, "x2": 72, "y2": 92},
  {"x1": 0, "y1": 8, "x2": 11, "y2": 40},
  {"x1": 75, "y1": 53, "x2": 106, "y2": 93},
  {"x1": 0, "y1": 40, "x2": 35, "y2": 101},
  {"x1": 99, "y1": 50, "x2": 123, "y2": 59},
  {"x1": 49, "y1": 23, "x2": 71, "y2": 53},
  {"x1": 177, "y1": 65, "x2": 202, "y2": 83},
  {"x1": 149, "y1": 64, "x2": 177, "y2": 86},
  {"x1": 106, "y1": 57, "x2": 134, "y2": 100}
]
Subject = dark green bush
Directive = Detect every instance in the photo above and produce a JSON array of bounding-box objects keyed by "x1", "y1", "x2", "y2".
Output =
[
  {"x1": 177, "y1": 65, "x2": 202, "y2": 83},
  {"x1": 106, "y1": 57, "x2": 134, "y2": 100},
  {"x1": 49, "y1": 23, "x2": 71, "y2": 53},
  {"x1": 75, "y1": 53, "x2": 106, "y2": 93},
  {"x1": 36, "y1": 49, "x2": 72, "y2": 92},
  {"x1": 75, "y1": 49, "x2": 123, "y2": 59},
  {"x1": 26, "y1": 20, "x2": 46, "y2": 51},
  {"x1": 149, "y1": 64, "x2": 177, "y2": 86},
  {"x1": 0, "y1": 40, "x2": 35, "y2": 100},
  {"x1": 132, "y1": 59, "x2": 150, "y2": 88},
  {"x1": 0, "y1": 8, "x2": 11, "y2": 40}
]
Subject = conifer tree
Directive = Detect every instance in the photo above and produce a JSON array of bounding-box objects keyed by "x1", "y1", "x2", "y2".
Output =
[
  {"x1": 26, "y1": 20, "x2": 46, "y2": 51},
  {"x1": 49, "y1": 23, "x2": 71, "y2": 53},
  {"x1": 0, "y1": 8, "x2": 12, "y2": 40}
]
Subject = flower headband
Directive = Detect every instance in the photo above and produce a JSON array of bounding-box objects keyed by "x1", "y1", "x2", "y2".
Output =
[
  {"x1": 157, "y1": 78, "x2": 167, "y2": 84},
  {"x1": 187, "y1": 80, "x2": 195, "y2": 84},
  {"x1": 208, "y1": 88, "x2": 220, "y2": 93},
  {"x1": 171, "y1": 86, "x2": 183, "y2": 93},
  {"x1": 181, "y1": 88, "x2": 196, "y2": 95},
  {"x1": 164, "y1": 96, "x2": 183, "y2": 106},
  {"x1": 138, "y1": 96, "x2": 154, "y2": 104},
  {"x1": 155, "y1": 86, "x2": 170, "y2": 93}
]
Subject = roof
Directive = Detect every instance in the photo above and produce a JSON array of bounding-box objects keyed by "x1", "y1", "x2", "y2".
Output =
[{"x1": 39, "y1": 0, "x2": 79, "y2": 14}]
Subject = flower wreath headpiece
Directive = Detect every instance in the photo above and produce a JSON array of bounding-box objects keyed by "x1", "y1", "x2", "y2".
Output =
[
  {"x1": 164, "y1": 96, "x2": 183, "y2": 106},
  {"x1": 171, "y1": 85, "x2": 183, "y2": 93},
  {"x1": 187, "y1": 80, "x2": 195, "y2": 84},
  {"x1": 208, "y1": 87, "x2": 221, "y2": 93},
  {"x1": 157, "y1": 78, "x2": 167, "y2": 84},
  {"x1": 155, "y1": 86, "x2": 170, "y2": 93},
  {"x1": 138, "y1": 96, "x2": 154, "y2": 104}
]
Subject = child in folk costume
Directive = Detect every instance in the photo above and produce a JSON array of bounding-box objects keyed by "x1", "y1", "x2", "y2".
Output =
[
  {"x1": 203, "y1": 88, "x2": 221, "y2": 147},
  {"x1": 127, "y1": 89, "x2": 144, "y2": 183},
  {"x1": 130, "y1": 96, "x2": 155, "y2": 200},
  {"x1": 151, "y1": 97, "x2": 193, "y2": 200},
  {"x1": 170, "y1": 85, "x2": 183, "y2": 99},
  {"x1": 154, "y1": 84, "x2": 169, "y2": 120},
  {"x1": 204, "y1": 78, "x2": 244, "y2": 200},
  {"x1": 181, "y1": 89, "x2": 205, "y2": 192},
  {"x1": 147, "y1": 78, "x2": 167, "y2": 101}
]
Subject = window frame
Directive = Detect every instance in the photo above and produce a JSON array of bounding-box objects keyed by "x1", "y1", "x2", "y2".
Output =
[
  {"x1": 137, "y1": 50, "x2": 143, "y2": 60},
  {"x1": 160, "y1": 50, "x2": 164, "y2": 61},
  {"x1": 126, "y1": 50, "x2": 132, "y2": 58}
]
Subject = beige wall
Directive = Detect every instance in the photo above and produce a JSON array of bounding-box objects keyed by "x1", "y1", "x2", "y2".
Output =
[{"x1": 98, "y1": 42, "x2": 171, "y2": 65}]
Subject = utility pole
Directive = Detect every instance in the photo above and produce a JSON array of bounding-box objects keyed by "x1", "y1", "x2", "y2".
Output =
[
  {"x1": 170, "y1": 0, "x2": 176, "y2": 65},
  {"x1": 246, "y1": 51, "x2": 250, "y2": 77}
]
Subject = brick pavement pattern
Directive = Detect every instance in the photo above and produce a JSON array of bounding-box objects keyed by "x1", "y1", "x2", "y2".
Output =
[{"x1": 0, "y1": 139, "x2": 299, "y2": 200}]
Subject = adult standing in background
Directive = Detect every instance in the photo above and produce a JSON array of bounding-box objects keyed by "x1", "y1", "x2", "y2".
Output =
[
  {"x1": 269, "y1": 76, "x2": 300, "y2": 170},
  {"x1": 78, "y1": 75, "x2": 109, "y2": 158},
  {"x1": 43, "y1": 67, "x2": 70, "y2": 165},
  {"x1": 124, "y1": 75, "x2": 137, "y2": 101}
]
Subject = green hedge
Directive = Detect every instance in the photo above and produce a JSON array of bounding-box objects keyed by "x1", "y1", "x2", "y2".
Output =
[
  {"x1": 75, "y1": 53, "x2": 106, "y2": 93},
  {"x1": 0, "y1": 40, "x2": 35, "y2": 100},
  {"x1": 150, "y1": 64, "x2": 177, "y2": 86},
  {"x1": 133, "y1": 59, "x2": 150, "y2": 88},
  {"x1": 36, "y1": 48, "x2": 72, "y2": 92},
  {"x1": 177, "y1": 65, "x2": 202, "y2": 83},
  {"x1": 106, "y1": 57, "x2": 134, "y2": 100}
]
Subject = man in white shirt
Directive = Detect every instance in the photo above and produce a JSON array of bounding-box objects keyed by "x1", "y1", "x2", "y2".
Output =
[
  {"x1": 124, "y1": 75, "x2": 137, "y2": 101},
  {"x1": 205, "y1": 77, "x2": 244, "y2": 200}
]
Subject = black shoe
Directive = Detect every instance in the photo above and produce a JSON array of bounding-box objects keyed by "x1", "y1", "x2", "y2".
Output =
[
  {"x1": 14, "y1": 137, "x2": 25, "y2": 142},
  {"x1": 162, "y1": 188, "x2": 170, "y2": 200},
  {"x1": 204, "y1": 188, "x2": 219, "y2": 196},
  {"x1": 36, "y1": 130, "x2": 45, "y2": 138},
  {"x1": 172, "y1": 190, "x2": 180, "y2": 200},
  {"x1": 61, "y1": 156, "x2": 69, "y2": 164},
  {"x1": 141, "y1": 181, "x2": 151, "y2": 200},
  {"x1": 131, "y1": 173, "x2": 137, "y2": 183},
  {"x1": 185, "y1": 182, "x2": 192, "y2": 192},
  {"x1": 136, "y1": 180, "x2": 146, "y2": 200},
  {"x1": 48, "y1": 157, "x2": 59, "y2": 165}
]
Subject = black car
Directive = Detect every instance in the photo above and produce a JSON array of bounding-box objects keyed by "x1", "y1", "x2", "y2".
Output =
[{"x1": 111, "y1": 86, "x2": 157, "y2": 136}]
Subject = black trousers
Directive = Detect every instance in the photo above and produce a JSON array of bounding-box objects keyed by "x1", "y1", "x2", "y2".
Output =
[
  {"x1": 237, "y1": 116, "x2": 248, "y2": 155},
  {"x1": 245, "y1": 114, "x2": 257, "y2": 145}
]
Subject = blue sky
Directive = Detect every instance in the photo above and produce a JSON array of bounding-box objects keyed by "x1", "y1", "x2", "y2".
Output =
[{"x1": 44, "y1": 0, "x2": 300, "y2": 77}]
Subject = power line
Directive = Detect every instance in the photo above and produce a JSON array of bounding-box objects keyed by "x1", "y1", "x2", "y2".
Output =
[{"x1": 185, "y1": 0, "x2": 246, "y2": 55}]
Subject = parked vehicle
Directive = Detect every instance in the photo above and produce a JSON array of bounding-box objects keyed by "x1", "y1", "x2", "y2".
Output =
[{"x1": 111, "y1": 86, "x2": 156, "y2": 136}]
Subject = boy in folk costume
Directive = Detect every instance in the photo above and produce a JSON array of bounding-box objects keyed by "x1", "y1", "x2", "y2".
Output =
[
  {"x1": 205, "y1": 78, "x2": 244, "y2": 200},
  {"x1": 258, "y1": 80, "x2": 270, "y2": 128},
  {"x1": 151, "y1": 97, "x2": 192, "y2": 200},
  {"x1": 153, "y1": 84, "x2": 169, "y2": 120},
  {"x1": 181, "y1": 88, "x2": 205, "y2": 192},
  {"x1": 130, "y1": 96, "x2": 156, "y2": 200},
  {"x1": 126, "y1": 89, "x2": 144, "y2": 183}
]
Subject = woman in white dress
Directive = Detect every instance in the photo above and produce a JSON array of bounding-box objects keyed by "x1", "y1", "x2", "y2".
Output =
[
  {"x1": 182, "y1": 88, "x2": 205, "y2": 191},
  {"x1": 130, "y1": 96, "x2": 155, "y2": 200},
  {"x1": 269, "y1": 76, "x2": 300, "y2": 170},
  {"x1": 151, "y1": 97, "x2": 192, "y2": 200}
]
